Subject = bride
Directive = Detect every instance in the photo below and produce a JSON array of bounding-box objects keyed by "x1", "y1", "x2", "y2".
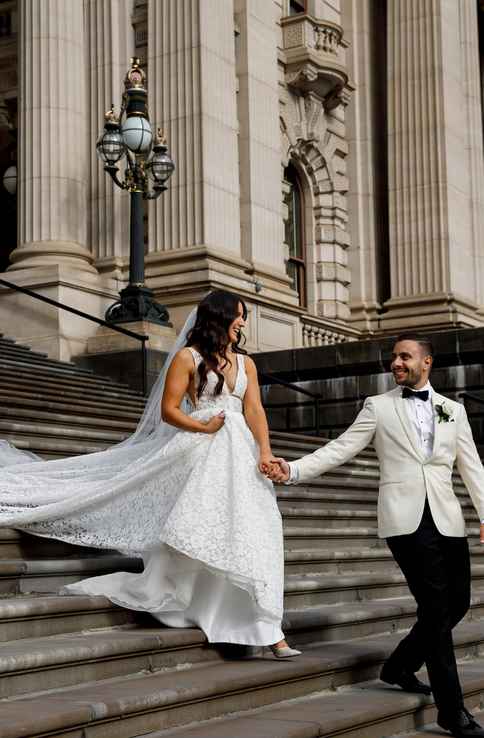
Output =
[{"x1": 0, "y1": 290, "x2": 300, "y2": 657}]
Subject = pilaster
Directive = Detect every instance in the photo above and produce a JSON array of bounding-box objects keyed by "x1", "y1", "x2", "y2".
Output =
[
  {"x1": 147, "y1": 0, "x2": 240, "y2": 259},
  {"x1": 342, "y1": 0, "x2": 382, "y2": 332},
  {"x1": 85, "y1": 0, "x2": 134, "y2": 277},
  {"x1": 10, "y1": 0, "x2": 95, "y2": 273},
  {"x1": 381, "y1": 0, "x2": 484, "y2": 331},
  {"x1": 235, "y1": 0, "x2": 288, "y2": 281}
]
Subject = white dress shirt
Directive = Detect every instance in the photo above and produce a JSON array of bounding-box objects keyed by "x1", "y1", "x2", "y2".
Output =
[{"x1": 402, "y1": 381, "x2": 434, "y2": 459}]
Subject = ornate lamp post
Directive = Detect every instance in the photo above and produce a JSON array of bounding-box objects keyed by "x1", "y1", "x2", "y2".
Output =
[{"x1": 96, "y1": 58, "x2": 175, "y2": 325}]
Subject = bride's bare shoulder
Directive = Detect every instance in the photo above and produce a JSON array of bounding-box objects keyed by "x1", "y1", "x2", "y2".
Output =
[{"x1": 168, "y1": 347, "x2": 196, "y2": 372}]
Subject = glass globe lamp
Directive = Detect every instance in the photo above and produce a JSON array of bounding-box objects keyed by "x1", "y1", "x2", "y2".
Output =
[
  {"x1": 2, "y1": 165, "x2": 17, "y2": 195},
  {"x1": 96, "y1": 128, "x2": 126, "y2": 166},
  {"x1": 121, "y1": 116, "x2": 153, "y2": 154},
  {"x1": 148, "y1": 141, "x2": 175, "y2": 187}
]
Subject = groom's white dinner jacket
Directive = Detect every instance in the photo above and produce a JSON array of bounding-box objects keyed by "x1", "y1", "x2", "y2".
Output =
[{"x1": 288, "y1": 386, "x2": 484, "y2": 538}]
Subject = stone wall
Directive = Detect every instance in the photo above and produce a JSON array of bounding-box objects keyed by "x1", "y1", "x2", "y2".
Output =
[{"x1": 255, "y1": 326, "x2": 484, "y2": 444}]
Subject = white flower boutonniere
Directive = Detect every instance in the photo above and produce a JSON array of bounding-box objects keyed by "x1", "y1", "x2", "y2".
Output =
[{"x1": 435, "y1": 402, "x2": 454, "y2": 423}]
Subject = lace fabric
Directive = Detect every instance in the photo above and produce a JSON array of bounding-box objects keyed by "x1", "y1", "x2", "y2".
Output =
[{"x1": 0, "y1": 320, "x2": 285, "y2": 628}]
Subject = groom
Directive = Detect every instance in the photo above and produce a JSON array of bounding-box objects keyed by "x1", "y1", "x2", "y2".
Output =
[{"x1": 269, "y1": 334, "x2": 484, "y2": 738}]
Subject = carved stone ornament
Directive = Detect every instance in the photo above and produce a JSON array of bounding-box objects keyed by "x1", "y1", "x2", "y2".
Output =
[{"x1": 281, "y1": 14, "x2": 349, "y2": 109}]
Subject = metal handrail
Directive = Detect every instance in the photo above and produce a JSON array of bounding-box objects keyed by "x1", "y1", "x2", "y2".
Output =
[
  {"x1": 257, "y1": 371, "x2": 320, "y2": 399},
  {"x1": 459, "y1": 391, "x2": 484, "y2": 407},
  {"x1": 258, "y1": 370, "x2": 322, "y2": 435},
  {"x1": 0, "y1": 277, "x2": 149, "y2": 395}
]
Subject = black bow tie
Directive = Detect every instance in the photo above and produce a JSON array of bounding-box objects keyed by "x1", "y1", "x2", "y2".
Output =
[{"x1": 402, "y1": 387, "x2": 429, "y2": 401}]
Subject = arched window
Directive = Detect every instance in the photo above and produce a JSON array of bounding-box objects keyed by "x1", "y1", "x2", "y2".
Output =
[{"x1": 283, "y1": 163, "x2": 306, "y2": 307}]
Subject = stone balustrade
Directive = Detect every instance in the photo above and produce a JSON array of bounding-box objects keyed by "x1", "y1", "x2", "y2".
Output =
[
  {"x1": 281, "y1": 13, "x2": 348, "y2": 106},
  {"x1": 302, "y1": 318, "x2": 354, "y2": 347}
]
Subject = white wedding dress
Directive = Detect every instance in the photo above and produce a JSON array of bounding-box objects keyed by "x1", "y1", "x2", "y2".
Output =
[{"x1": 0, "y1": 347, "x2": 284, "y2": 645}]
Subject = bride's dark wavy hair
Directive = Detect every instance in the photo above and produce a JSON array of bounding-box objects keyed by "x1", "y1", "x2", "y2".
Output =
[{"x1": 186, "y1": 290, "x2": 248, "y2": 397}]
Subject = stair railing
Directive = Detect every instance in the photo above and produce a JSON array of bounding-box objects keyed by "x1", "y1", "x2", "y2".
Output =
[
  {"x1": 0, "y1": 277, "x2": 149, "y2": 395},
  {"x1": 459, "y1": 391, "x2": 484, "y2": 407},
  {"x1": 258, "y1": 371, "x2": 323, "y2": 436}
]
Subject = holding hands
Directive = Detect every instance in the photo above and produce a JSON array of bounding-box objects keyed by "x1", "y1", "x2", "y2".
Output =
[{"x1": 259, "y1": 455, "x2": 290, "y2": 483}]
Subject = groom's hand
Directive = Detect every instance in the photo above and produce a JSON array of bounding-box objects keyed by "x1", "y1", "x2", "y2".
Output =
[
  {"x1": 267, "y1": 457, "x2": 290, "y2": 483},
  {"x1": 480, "y1": 523, "x2": 484, "y2": 544}
]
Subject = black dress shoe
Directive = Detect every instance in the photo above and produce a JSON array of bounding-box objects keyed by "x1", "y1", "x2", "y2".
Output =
[
  {"x1": 380, "y1": 665, "x2": 432, "y2": 695},
  {"x1": 438, "y1": 708, "x2": 484, "y2": 737}
]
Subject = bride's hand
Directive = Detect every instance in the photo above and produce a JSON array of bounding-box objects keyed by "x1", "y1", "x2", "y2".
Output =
[
  {"x1": 258, "y1": 453, "x2": 279, "y2": 475},
  {"x1": 203, "y1": 412, "x2": 225, "y2": 434}
]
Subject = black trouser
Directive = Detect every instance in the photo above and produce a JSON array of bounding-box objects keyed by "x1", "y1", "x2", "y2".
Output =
[{"x1": 385, "y1": 499, "x2": 471, "y2": 718}]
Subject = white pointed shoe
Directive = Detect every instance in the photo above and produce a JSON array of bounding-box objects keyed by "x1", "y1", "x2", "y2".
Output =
[{"x1": 270, "y1": 644, "x2": 302, "y2": 658}]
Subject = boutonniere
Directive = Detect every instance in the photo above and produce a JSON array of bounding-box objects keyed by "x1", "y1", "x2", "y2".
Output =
[{"x1": 435, "y1": 402, "x2": 454, "y2": 423}]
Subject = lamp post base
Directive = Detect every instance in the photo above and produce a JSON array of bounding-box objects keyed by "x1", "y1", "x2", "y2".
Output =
[{"x1": 105, "y1": 284, "x2": 171, "y2": 326}]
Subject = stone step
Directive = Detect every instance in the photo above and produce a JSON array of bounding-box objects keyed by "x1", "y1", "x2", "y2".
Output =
[
  {"x1": 4, "y1": 564, "x2": 484, "y2": 647},
  {"x1": 283, "y1": 571, "x2": 410, "y2": 607},
  {"x1": 0, "y1": 614, "x2": 481, "y2": 711},
  {"x1": 8, "y1": 551, "x2": 481, "y2": 611},
  {"x1": 0, "y1": 594, "x2": 138, "y2": 642},
  {"x1": 0, "y1": 355, "x2": 142, "y2": 395},
  {"x1": 278, "y1": 487, "x2": 379, "y2": 510},
  {"x1": 0, "y1": 405, "x2": 137, "y2": 434},
  {"x1": 3, "y1": 592, "x2": 484, "y2": 707},
  {"x1": 0, "y1": 434, "x2": 113, "y2": 458},
  {"x1": 1, "y1": 391, "x2": 144, "y2": 426},
  {"x1": 0, "y1": 337, "x2": 72, "y2": 363},
  {"x1": 283, "y1": 590, "x2": 484, "y2": 644},
  {"x1": 0, "y1": 528, "x2": 116, "y2": 560},
  {"x1": 275, "y1": 473, "x2": 467, "y2": 502},
  {"x1": 0, "y1": 389, "x2": 142, "y2": 423},
  {"x1": 0, "y1": 556, "x2": 142, "y2": 595},
  {"x1": 1, "y1": 629, "x2": 484, "y2": 738},
  {"x1": 286, "y1": 543, "x2": 484, "y2": 575},
  {"x1": 0, "y1": 625, "x2": 219, "y2": 699},
  {"x1": 270, "y1": 430, "x2": 378, "y2": 460},
  {"x1": 2, "y1": 547, "x2": 482, "y2": 615},
  {"x1": 395, "y1": 708, "x2": 484, "y2": 738},
  {"x1": 0, "y1": 369, "x2": 145, "y2": 407},
  {"x1": 0, "y1": 335, "x2": 48, "y2": 353},
  {"x1": 281, "y1": 505, "x2": 480, "y2": 529},
  {"x1": 284, "y1": 526, "x2": 384, "y2": 550},
  {"x1": 285, "y1": 525, "x2": 483, "y2": 552},
  {"x1": 285, "y1": 545, "x2": 400, "y2": 574},
  {"x1": 0, "y1": 341, "x2": 100, "y2": 377},
  {"x1": 0, "y1": 419, "x2": 126, "y2": 447},
  {"x1": 138, "y1": 659, "x2": 484, "y2": 738},
  {"x1": 284, "y1": 565, "x2": 484, "y2": 607}
]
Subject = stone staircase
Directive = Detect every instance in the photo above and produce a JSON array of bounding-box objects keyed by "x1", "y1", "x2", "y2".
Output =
[{"x1": 2, "y1": 334, "x2": 484, "y2": 737}]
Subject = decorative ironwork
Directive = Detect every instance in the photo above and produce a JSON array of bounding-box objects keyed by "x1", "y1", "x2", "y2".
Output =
[{"x1": 96, "y1": 59, "x2": 175, "y2": 326}]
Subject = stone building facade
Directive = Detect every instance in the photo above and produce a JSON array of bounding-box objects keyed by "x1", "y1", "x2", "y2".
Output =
[{"x1": 0, "y1": 0, "x2": 483, "y2": 361}]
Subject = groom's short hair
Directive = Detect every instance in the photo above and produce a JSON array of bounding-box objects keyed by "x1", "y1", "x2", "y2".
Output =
[{"x1": 394, "y1": 333, "x2": 434, "y2": 358}]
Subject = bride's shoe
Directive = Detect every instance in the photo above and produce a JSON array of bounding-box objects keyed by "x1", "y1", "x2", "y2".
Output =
[{"x1": 269, "y1": 643, "x2": 302, "y2": 658}]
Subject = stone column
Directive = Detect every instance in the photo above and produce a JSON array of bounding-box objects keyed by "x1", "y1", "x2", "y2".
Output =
[
  {"x1": 10, "y1": 0, "x2": 95, "y2": 273},
  {"x1": 234, "y1": 0, "x2": 288, "y2": 278},
  {"x1": 460, "y1": 0, "x2": 484, "y2": 312},
  {"x1": 85, "y1": 0, "x2": 133, "y2": 275},
  {"x1": 382, "y1": 0, "x2": 484, "y2": 330},
  {"x1": 147, "y1": 0, "x2": 240, "y2": 257},
  {"x1": 144, "y1": 0, "x2": 249, "y2": 331},
  {"x1": 342, "y1": 0, "x2": 382, "y2": 332}
]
